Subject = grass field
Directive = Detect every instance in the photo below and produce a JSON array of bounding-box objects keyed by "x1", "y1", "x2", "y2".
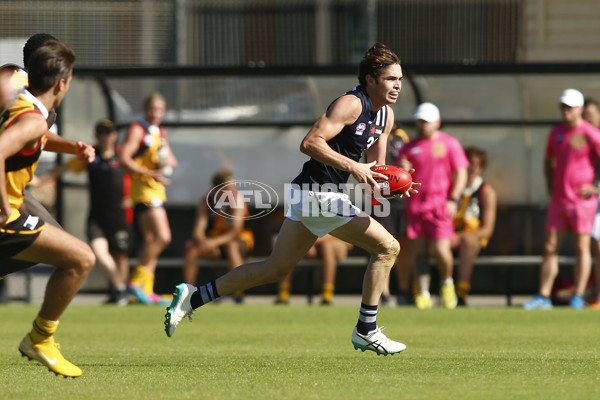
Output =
[{"x1": 0, "y1": 302, "x2": 598, "y2": 400}]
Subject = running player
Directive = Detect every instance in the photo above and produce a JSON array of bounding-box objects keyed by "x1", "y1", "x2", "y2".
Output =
[
  {"x1": 0, "y1": 41, "x2": 95, "y2": 378},
  {"x1": 165, "y1": 43, "x2": 420, "y2": 355}
]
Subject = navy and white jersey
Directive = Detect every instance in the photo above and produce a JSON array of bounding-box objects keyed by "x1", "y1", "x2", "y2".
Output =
[{"x1": 292, "y1": 85, "x2": 388, "y2": 190}]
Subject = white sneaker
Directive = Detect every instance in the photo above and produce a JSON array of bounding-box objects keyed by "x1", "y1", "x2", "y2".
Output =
[
  {"x1": 351, "y1": 326, "x2": 406, "y2": 355},
  {"x1": 164, "y1": 283, "x2": 197, "y2": 337}
]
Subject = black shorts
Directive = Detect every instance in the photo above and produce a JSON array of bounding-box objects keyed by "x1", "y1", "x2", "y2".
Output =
[
  {"x1": 87, "y1": 215, "x2": 130, "y2": 254},
  {"x1": 0, "y1": 212, "x2": 45, "y2": 260}
]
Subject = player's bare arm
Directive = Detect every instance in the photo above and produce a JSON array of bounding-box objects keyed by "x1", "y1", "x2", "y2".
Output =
[
  {"x1": 120, "y1": 123, "x2": 166, "y2": 183},
  {"x1": 300, "y1": 95, "x2": 388, "y2": 187},
  {"x1": 44, "y1": 133, "x2": 95, "y2": 162}
]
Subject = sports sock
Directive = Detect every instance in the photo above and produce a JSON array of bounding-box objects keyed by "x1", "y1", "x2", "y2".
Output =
[
  {"x1": 278, "y1": 282, "x2": 291, "y2": 302},
  {"x1": 356, "y1": 303, "x2": 378, "y2": 335},
  {"x1": 30, "y1": 314, "x2": 58, "y2": 344},
  {"x1": 190, "y1": 281, "x2": 220, "y2": 309},
  {"x1": 130, "y1": 265, "x2": 149, "y2": 287},
  {"x1": 442, "y1": 277, "x2": 454, "y2": 286},
  {"x1": 456, "y1": 281, "x2": 471, "y2": 299},
  {"x1": 143, "y1": 272, "x2": 155, "y2": 295},
  {"x1": 321, "y1": 283, "x2": 334, "y2": 303}
]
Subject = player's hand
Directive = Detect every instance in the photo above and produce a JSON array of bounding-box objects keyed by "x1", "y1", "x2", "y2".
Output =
[
  {"x1": 0, "y1": 205, "x2": 11, "y2": 227},
  {"x1": 446, "y1": 199, "x2": 459, "y2": 217},
  {"x1": 75, "y1": 141, "x2": 95, "y2": 163},
  {"x1": 351, "y1": 160, "x2": 387, "y2": 189},
  {"x1": 146, "y1": 169, "x2": 172, "y2": 185},
  {"x1": 399, "y1": 168, "x2": 421, "y2": 198},
  {"x1": 579, "y1": 184, "x2": 599, "y2": 199}
]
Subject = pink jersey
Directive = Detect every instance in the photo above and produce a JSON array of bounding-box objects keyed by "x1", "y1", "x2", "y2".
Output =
[
  {"x1": 545, "y1": 120, "x2": 600, "y2": 205},
  {"x1": 397, "y1": 131, "x2": 469, "y2": 213}
]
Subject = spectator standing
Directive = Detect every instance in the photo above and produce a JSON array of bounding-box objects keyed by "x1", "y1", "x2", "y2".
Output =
[
  {"x1": 396, "y1": 103, "x2": 468, "y2": 310},
  {"x1": 582, "y1": 98, "x2": 600, "y2": 309},
  {"x1": 524, "y1": 89, "x2": 600, "y2": 309}
]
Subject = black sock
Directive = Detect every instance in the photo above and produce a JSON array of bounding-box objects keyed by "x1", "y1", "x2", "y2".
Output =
[
  {"x1": 190, "y1": 281, "x2": 220, "y2": 309},
  {"x1": 356, "y1": 303, "x2": 378, "y2": 335}
]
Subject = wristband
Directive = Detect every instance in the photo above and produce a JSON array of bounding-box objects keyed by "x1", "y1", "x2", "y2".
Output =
[{"x1": 450, "y1": 197, "x2": 460, "y2": 204}]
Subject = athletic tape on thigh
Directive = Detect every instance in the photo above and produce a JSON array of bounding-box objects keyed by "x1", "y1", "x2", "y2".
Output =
[{"x1": 368, "y1": 236, "x2": 400, "y2": 271}]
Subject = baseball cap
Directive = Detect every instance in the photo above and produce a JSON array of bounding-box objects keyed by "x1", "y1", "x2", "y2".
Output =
[
  {"x1": 559, "y1": 89, "x2": 584, "y2": 107},
  {"x1": 95, "y1": 119, "x2": 115, "y2": 135},
  {"x1": 413, "y1": 102, "x2": 440, "y2": 122}
]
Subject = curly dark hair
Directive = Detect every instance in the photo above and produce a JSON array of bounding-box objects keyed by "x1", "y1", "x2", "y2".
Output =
[{"x1": 358, "y1": 43, "x2": 401, "y2": 87}]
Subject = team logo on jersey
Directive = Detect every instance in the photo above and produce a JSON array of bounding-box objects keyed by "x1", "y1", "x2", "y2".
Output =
[
  {"x1": 355, "y1": 123, "x2": 367, "y2": 135},
  {"x1": 207, "y1": 180, "x2": 279, "y2": 220}
]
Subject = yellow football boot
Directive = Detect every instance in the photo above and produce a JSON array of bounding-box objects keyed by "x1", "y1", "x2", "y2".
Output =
[
  {"x1": 441, "y1": 283, "x2": 458, "y2": 309},
  {"x1": 414, "y1": 293, "x2": 433, "y2": 310},
  {"x1": 19, "y1": 334, "x2": 82, "y2": 378}
]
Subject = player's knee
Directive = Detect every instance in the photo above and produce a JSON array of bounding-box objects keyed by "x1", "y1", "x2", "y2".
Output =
[
  {"x1": 75, "y1": 245, "x2": 96, "y2": 276},
  {"x1": 369, "y1": 237, "x2": 400, "y2": 271}
]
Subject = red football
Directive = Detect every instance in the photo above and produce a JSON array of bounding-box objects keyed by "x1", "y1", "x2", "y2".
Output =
[{"x1": 371, "y1": 165, "x2": 412, "y2": 198}]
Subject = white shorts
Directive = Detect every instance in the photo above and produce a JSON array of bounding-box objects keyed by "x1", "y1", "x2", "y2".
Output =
[
  {"x1": 285, "y1": 187, "x2": 361, "y2": 237},
  {"x1": 592, "y1": 195, "x2": 600, "y2": 241}
]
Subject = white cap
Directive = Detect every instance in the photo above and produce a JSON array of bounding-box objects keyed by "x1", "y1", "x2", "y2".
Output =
[
  {"x1": 413, "y1": 102, "x2": 440, "y2": 122},
  {"x1": 559, "y1": 89, "x2": 584, "y2": 107}
]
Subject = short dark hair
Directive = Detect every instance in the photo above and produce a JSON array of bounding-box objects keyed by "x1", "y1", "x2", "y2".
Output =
[
  {"x1": 358, "y1": 43, "x2": 401, "y2": 87},
  {"x1": 95, "y1": 119, "x2": 115, "y2": 135},
  {"x1": 27, "y1": 40, "x2": 75, "y2": 93},
  {"x1": 584, "y1": 97, "x2": 598, "y2": 108},
  {"x1": 212, "y1": 169, "x2": 234, "y2": 187},
  {"x1": 23, "y1": 33, "x2": 58, "y2": 71},
  {"x1": 464, "y1": 146, "x2": 488, "y2": 169}
]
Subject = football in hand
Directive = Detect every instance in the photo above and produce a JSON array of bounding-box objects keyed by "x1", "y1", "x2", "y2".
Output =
[{"x1": 370, "y1": 165, "x2": 412, "y2": 198}]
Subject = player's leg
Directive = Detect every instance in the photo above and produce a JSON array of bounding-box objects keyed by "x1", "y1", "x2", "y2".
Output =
[
  {"x1": 90, "y1": 237, "x2": 124, "y2": 288},
  {"x1": 164, "y1": 218, "x2": 317, "y2": 337},
  {"x1": 131, "y1": 206, "x2": 171, "y2": 302},
  {"x1": 524, "y1": 229, "x2": 565, "y2": 309},
  {"x1": 456, "y1": 233, "x2": 482, "y2": 305},
  {"x1": 570, "y1": 233, "x2": 592, "y2": 308},
  {"x1": 431, "y1": 238, "x2": 457, "y2": 309},
  {"x1": 330, "y1": 215, "x2": 406, "y2": 355},
  {"x1": 13, "y1": 223, "x2": 95, "y2": 377},
  {"x1": 539, "y1": 230, "x2": 566, "y2": 297},
  {"x1": 137, "y1": 206, "x2": 171, "y2": 274},
  {"x1": 592, "y1": 240, "x2": 600, "y2": 309}
]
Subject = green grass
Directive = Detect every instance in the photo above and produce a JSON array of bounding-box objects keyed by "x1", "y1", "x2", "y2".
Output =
[{"x1": 0, "y1": 303, "x2": 598, "y2": 399}]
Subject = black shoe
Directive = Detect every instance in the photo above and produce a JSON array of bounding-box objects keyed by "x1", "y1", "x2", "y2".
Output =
[
  {"x1": 396, "y1": 291, "x2": 414, "y2": 306},
  {"x1": 457, "y1": 297, "x2": 467, "y2": 307},
  {"x1": 106, "y1": 289, "x2": 129, "y2": 306}
]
